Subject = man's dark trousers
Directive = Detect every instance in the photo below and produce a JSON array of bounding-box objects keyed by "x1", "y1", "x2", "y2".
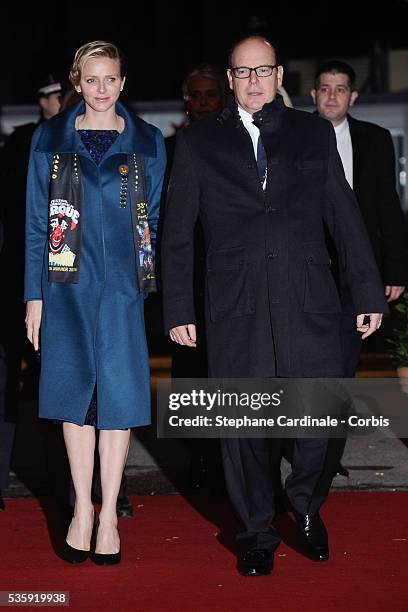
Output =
[{"x1": 221, "y1": 437, "x2": 329, "y2": 552}]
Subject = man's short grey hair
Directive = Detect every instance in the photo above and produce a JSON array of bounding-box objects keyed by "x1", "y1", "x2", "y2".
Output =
[{"x1": 182, "y1": 64, "x2": 227, "y2": 100}]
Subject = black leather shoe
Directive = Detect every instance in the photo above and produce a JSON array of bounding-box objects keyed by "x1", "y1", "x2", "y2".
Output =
[
  {"x1": 117, "y1": 496, "x2": 133, "y2": 518},
  {"x1": 336, "y1": 463, "x2": 349, "y2": 477},
  {"x1": 294, "y1": 512, "x2": 329, "y2": 561},
  {"x1": 0, "y1": 492, "x2": 5, "y2": 511},
  {"x1": 238, "y1": 549, "x2": 273, "y2": 576}
]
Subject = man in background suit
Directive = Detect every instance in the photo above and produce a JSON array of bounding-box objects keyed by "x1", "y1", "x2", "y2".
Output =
[
  {"x1": 0, "y1": 76, "x2": 62, "y2": 510},
  {"x1": 310, "y1": 60, "x2": 408, "y2": 489},
  {"x1": 164, "y1": 64, "x2": 227, "y2": 491}
]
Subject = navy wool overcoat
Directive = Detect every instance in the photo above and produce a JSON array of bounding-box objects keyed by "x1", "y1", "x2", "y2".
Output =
[
  {"x1": 24, "y1": 101, "x2": 166, "y2": 429},
  {"x1": 162, "y1": 96, "x2": 388, "y2": 378}
]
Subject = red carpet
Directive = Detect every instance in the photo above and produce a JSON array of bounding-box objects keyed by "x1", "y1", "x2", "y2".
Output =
[{"x1": 0, "y1": 493, "x2": 407, "y2": 611}]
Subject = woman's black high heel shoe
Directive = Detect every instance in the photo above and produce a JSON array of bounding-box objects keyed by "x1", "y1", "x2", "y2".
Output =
[
  {"x1": 63, "y1": 541, "x2": 90, "y2": 564},
  {"x1": 63, "y1": 512, "x2": 95, "y2": 564},
  {"x1": 91, "y1": 521, "x2": 121, "y2": 565}
]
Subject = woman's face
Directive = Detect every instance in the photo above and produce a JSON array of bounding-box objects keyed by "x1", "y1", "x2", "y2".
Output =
[{"x1": 79, "y1": 56, "x2": 125, "y2": 113}]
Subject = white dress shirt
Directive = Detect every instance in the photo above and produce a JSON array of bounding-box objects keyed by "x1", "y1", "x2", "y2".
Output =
[
  {"x1": 238, "y1": 105, "x2": 260, "y2": 157},
  {"x1": 334, "y1": 118, "x2": 353, "y2": 188}
]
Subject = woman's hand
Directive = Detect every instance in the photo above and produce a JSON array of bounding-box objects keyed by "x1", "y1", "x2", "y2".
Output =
[{"x1": 26, "y1": 300, "x2": 43, "y2": 351}]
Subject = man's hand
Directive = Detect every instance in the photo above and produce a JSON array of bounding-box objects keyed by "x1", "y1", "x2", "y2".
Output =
[
  {"x1": 356, "y1": 313, "x2": 383, "y2": 339},
  {"x1": 169, "y1": 324, "x2": 197, "y2": 347},
  {"x1": 385, "y1": 285, "x2": 405, "y2": 302},
  {"x1": 26, "y1": 300, "x2": 43, "y2": 351}
]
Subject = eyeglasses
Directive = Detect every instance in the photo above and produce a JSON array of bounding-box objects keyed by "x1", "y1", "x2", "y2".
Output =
[{"x1": 230, "y1": 65, "x2": 279, "y2": 79}]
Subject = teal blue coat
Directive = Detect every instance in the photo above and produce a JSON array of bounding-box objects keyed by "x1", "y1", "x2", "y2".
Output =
[{"x1": 24, "y1": 101, "x2": 166, "y2": 429}]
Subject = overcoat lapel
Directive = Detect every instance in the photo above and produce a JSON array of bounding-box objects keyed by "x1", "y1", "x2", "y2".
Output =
[
  {"x1": 217, "y1": 95, "x2": 289, "y2": 194},
  {"x1": 219, "y1": 107, "x2": 261, "y2": 191},
  {"x1": 35, "y1": 100, "x2": 157, "y2": 159},
  {"x1": 348, "y1": 114, "x2": 366, "y2": 194}
]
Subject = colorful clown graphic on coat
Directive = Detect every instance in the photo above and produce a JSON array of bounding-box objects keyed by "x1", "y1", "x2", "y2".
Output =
[{"x1": 48, "y1": 198, "x2": 80, "y2": 272}]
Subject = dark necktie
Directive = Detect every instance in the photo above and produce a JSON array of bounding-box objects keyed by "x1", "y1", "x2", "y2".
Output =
[{"x1": 256, "y1": 136, "x2": 267, "y2": 185}]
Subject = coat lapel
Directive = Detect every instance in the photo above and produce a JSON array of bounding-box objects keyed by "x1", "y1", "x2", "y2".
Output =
[
  {"x1": 348, "y1": 114, "x2": 367, "y2": 193},
  {"x1": 218, "y1": 100, "x2": 256, "y2": 157},
  {"x1": 217, "y1": 96, "x2": 288, "y2": 194},
  {"x1": 35, "y1": 100, "x2": 157, "y2": 159},
  {"x1": 219, "y1": 106, "x2": 263, "y2": 192}
]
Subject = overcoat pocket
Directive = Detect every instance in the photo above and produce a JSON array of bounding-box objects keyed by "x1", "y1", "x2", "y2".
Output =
[
  {"x1": 302, "y1": 242, "x2": 341, "y2": 313},
  {"x1": 207, "y1": 246, "x2": 255, "y2": 322}
]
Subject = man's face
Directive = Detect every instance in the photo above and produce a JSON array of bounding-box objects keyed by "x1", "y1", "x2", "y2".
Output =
[
  {"x1": 186, "y1": 75, "x2": 224, "y2": 121},
  {"x1": 227, "y1": 38, "x2": 283, "y2": 115},
  {"x1": 39, "y1": 92, "x2": 61, "y2": 119},
  {"x1": 310, "y1": 72, "x2": 358, "y2": 126}
]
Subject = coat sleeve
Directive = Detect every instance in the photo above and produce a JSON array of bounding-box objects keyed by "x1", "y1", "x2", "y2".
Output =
[
  {"x1": 324, "y1": 125, "x2": 389, "y2": 316},
  {"x1": 374, "y1": 128, "x2": 408, "y2": 286},
  {"x1": 145, "y1": 127, "x2": 166, "y2": 260},
  {"x1": 161, "y1": 129, "x2": 200, "y2": 332},
  {"x1": 24, "y1": 125, "x2": 51, "y2": 301}
]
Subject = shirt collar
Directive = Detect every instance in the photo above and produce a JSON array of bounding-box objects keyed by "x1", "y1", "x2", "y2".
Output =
[
  {"x1": 334, "y1": 117, "x2": 349, "y2": 137},
  {"x1": 238, "y1": 105, "x2": 259, "y2": 130},
  {"x1": 238, "y1": 104, "x2": 253, "y2": 127}
]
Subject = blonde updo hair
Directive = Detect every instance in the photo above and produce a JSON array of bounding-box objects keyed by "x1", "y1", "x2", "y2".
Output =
[{"x1": 69, "y1": 40, "x2": 125, "y2": 87}]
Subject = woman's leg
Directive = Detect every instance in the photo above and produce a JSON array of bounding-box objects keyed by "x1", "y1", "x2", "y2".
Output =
[
  {"x1": 97, "y1": 429, "x2": 131, "y2": 553},
  {"x1": 63, "y1": 422, "x2": 95, "y2": 550}
]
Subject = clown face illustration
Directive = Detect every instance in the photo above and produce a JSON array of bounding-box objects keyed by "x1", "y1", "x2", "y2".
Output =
[{"x1": 49, "y1": 217, "x2": 68, "y2": 254}]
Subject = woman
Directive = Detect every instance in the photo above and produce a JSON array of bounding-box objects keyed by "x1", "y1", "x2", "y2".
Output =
[{"x1": 25, "y1": 41, "x2": 166, "y2": 564}]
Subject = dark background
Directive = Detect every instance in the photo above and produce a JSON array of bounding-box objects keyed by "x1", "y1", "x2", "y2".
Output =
[{"x1": 2, "y1": 3, "x2": 408, "y2": 104}]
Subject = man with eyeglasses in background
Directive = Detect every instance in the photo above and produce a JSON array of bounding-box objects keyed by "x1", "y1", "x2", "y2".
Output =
[{"x1": 162, "y1": 35, "x2": 387, "y2": 576}]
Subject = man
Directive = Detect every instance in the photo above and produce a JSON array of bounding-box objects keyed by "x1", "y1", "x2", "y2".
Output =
[
  {"x1": 164, "y1": 64, "x2": 227, "y2": 168},
  {"x1": 310, "y1": 60, "x2": 408, "y2": 486},
  {"x1": 0, "y1": 76, "x2": 62, "y2": 510},
  {"x1": 311, "y1": 60, "x2": 407, "y2": 357},
  {"x1": 166, "y1": 67, "x2": 292, "y2": 492},
  {"x1": 164, "y1": 64, "x2": 227, "y2": 491},
  {"x1": 161, "y1": 35, "x2": 387, "y2": 576},
  {"x1": 182, "y1": 64, "x2": 227, "y2": 122}
]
